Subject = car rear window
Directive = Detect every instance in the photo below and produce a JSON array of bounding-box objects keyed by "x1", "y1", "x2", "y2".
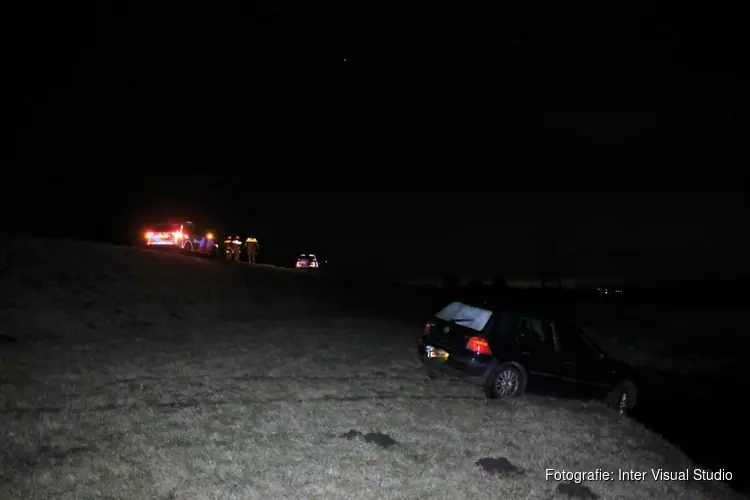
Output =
[{"x1": 434, "y1": 302, "x2": 493, "y2": 331}]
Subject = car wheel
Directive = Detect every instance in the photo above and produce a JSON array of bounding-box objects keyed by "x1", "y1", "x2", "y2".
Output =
[
  {"x1": 605, "y1": 380, "x2": 638, "y2": 414},
  {"x1": 183, "y1": 242, "x2": 193, "y2": 254},
  {"x1": 484, "y1": 363, "x2": 527, "y2": 399}
]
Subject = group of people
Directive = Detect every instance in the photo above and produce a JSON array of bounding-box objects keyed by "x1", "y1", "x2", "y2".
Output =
[{"x1": 223, "y1": 235, "x2": 259, "y2": 263}]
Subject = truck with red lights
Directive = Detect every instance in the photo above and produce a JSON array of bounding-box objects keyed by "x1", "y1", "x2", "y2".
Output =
[{"x1": 143, "y1": 221, "x2": 219, "y2": 256}]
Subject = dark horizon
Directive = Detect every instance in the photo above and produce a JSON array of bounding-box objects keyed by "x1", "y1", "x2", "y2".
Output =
[
  {"x1": 7, "y1": 177, "x2": 749, "y2": 284},
  {"x1": 8, "y1": 3, "x2": 750, "y2": 284}
]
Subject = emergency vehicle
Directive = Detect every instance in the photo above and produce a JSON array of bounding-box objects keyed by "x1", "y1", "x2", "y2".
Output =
[{"x1": 143, "y1": 221, "x2": 218, "y2": 256}]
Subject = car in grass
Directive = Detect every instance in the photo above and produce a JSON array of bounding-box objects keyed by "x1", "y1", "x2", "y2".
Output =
[
  {"x1": 418, "y1": 300, "x2": 639, "y2": 413},
  {"x1": 144, "y1": 221, "x2": 219, "y2": 257},
  {"x1": 295, "y1": 253, "x2": 324, "y2": 269}
]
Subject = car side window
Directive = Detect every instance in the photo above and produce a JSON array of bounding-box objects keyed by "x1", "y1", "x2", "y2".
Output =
[
  {"x1": 530, "y1": 319, "x2": 545, "y2": 342},
  {"x1": 556, "y1": 326, "x2": 593, "y2": 358},
  {"x1": 518, "y1": 317, "x2": 546, "y2": 348}
]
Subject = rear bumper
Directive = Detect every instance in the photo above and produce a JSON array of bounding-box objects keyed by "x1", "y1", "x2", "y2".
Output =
[{"x1": 417, "y1": 342, "x2": 494, "y2": 386}]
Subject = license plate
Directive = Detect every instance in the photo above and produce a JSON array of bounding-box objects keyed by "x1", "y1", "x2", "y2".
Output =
[{"x1": 425, "y1": 345, "x2": 449, "y2": 360}]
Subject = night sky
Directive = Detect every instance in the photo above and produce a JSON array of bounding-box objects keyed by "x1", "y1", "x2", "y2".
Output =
[{"x1": 8, "y1": 3, "x2": 750, "y2": 282}]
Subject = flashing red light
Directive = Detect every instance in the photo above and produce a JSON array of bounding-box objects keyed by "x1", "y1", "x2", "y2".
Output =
[
  {"x1": 145, "y1": 231, "x2": 153, "y2": 239},
  {"x1": 466, "y1": 336, "x2": 492, "y2": 355},
  {"x1": 424, "y1": 322, "x2": 432, "y2": 335}
]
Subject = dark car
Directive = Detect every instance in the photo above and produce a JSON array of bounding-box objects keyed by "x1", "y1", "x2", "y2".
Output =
[{"x1": 417, "y1": 300, "x2": 639, "y2": 413}]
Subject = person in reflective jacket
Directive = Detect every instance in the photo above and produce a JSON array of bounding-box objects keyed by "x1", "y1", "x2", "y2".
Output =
[
  {"x1": 231, "y1": 235, "x2": 242, "y2": 261},
  {"x1": 245, "y1": 236, "x2": 259, "y2": 263},
  {"x1": 224, "y1": 235, "x2": 242, "y2": 261}
]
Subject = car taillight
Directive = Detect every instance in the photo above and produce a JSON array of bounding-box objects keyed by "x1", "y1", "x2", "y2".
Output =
[
  {"x1": 424, "y1": 322, "x2": 432, "y2": 335},
  {"x1": 466, "y1": 336, "x2": 492, "y2": 355}
]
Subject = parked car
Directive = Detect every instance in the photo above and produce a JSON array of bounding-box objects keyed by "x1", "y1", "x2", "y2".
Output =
[
  {"x1": 143, "y1": 221, "x2": 219, "y2": 257},
  {"x1": 295, "y1": 254, "x2": 325, "y2": 269},
  {"x1": 417, "y1": 300, "x2": 639, "y2": 413}
]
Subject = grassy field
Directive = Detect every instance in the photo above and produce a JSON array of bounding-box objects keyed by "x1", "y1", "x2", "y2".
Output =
[{"x1": 0, "y1": 237, "x2": 743, "y2": 499}]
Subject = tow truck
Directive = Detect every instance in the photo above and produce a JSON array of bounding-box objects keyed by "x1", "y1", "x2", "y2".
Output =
[{"x1": 143, "y1": 221, "x2": 219, "y2": 256}]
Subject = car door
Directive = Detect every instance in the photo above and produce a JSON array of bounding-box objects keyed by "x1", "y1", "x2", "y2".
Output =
[
  {"x1": 546, "y1": 321, "x2": 611, "y2": 397},
  {"x1": 515, "y1": 316, "x2": 557, "y2": 378}
]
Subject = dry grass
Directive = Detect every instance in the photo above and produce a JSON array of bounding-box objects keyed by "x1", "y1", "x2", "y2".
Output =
[{"x1": 0, "y1": 236, "x2": 743, "y2": 499}]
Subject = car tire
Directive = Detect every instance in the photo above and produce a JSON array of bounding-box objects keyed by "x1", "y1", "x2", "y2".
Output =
[
  {"x1": 483, "y1": 363, "x2": 527, "y2": 399},
  {"x1": 183, "y1": 242, "x2": 193, "y2": 254},
  {"x1": 605, "y1": 380, "x2": 638, "y2": 414}
]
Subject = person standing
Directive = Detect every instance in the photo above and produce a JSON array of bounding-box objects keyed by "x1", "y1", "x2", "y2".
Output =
[
  {"x1": 245, "y1": 236, "x2": 259, "y2": 263},
  {"x1": 232, "y1": 235, "x2": 242, "y2": 262},
  {"x1": 223, "y1": 235, "x2": 233, "y2": 260}
]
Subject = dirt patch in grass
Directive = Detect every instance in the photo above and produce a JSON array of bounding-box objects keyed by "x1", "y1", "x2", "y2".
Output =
[
  {"x1": 340, "y1": 430, "x2": 398, "y2": 448},
  {"x1": 475, "y1": 457, "x2": 522, "y2": 476}
]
